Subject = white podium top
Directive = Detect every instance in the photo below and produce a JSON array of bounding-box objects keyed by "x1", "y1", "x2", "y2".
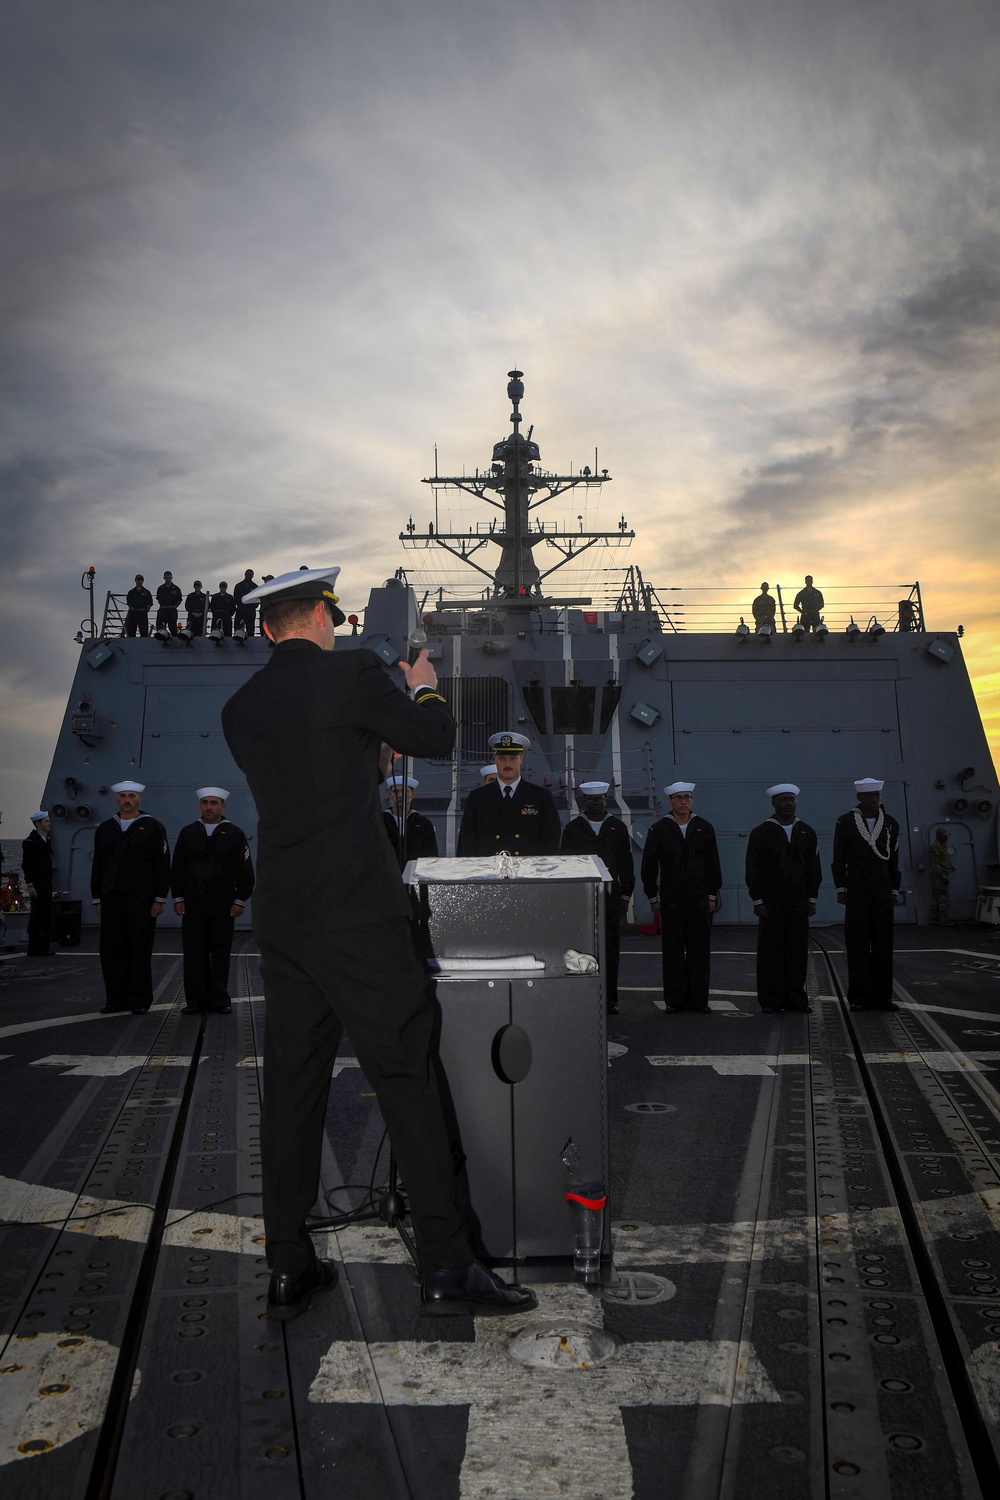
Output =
[{"x1": 404, "y1": 855, "x2": 611, "y2": 884}]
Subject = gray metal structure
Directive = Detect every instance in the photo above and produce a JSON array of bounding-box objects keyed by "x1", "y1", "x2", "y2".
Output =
[{"x1": 38, "y1": 370, "x2": 998, "y2": 927}]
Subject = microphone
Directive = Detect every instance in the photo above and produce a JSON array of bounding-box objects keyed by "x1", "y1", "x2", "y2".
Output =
[{"x1": 406, "y1": 627, "x2": 428, "y2": 666}]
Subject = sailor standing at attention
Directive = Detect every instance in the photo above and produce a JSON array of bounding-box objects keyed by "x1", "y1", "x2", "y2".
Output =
[
  {"x1": 91, "y1": 782, "x2": 170, "y2": 1014},
  {"x1": 383, "y1": 775, "x2": 439, "y2": 867},
  {"x1": 560, "y1": 781, "x2": 635, "y2": 1014},
  {"x1": 222, "y1": 566, "x2": 534, "y2": 1321},
  {"x1": 22, "y1": 811, "x2": 54, "y2": 957},
  {"x1": 456, "y1": 732, "x2": 561, "y2": 856},
  {"x1": 123, "y1": 575, "x2": 152, "y2": 637},
  {"x1": 641, "y1": 782, "x2": 722, "y2": 1014},
  {"x1": 155, "y1": 571, "x2": 183, "y2": 635},
  {"x1": 745, "y1": 784, "x2": 821, "y2": 1013},
  {"x1": 184, "y1": 581, "x2": 207, "y2": 637},
  {"x1": 832, "y1": 777, "x2": 903, "y2": 1011},
  {"x1": 171, "y1": 787, "x2": 255, "y2": 1015}
]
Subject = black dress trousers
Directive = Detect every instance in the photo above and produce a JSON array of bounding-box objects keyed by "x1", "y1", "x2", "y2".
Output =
[
  {"x1": 181, "y1": 903, "x2": 236, "y2": 1011},
  {"x1": 605, "y1": 901, "x2": 621, "y2": 1010},
  {"x1": 27, "y1": 888, "x2": 53, "y2": 955},
  {"x1": 99, "y1": 894, "x2": 156, "y2": 1010},
  {"x1": 259, "y1": 917, "x2": 473, "y2": 1278},
  {"x1": 756, "y1": 908, "x2": 809, "y2": 1011},
  {"x1": 844, "y1": 898, "x2": 895, "y2": 1005},
  {"x1": 661, "y1": 899, "x2": 712, "y2": 1010}
]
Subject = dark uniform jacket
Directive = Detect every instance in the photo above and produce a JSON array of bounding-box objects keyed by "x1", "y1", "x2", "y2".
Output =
[
  {"x1": 560, "y1": 815, "x2": 635, "y2": 903},
  {"x1": 457, "y1": 778, "x2": 561, "y2": 857},
  {"x1": 170, "y1": 820, "x2": 255, "y2": 907},
  {"x1": 156, "y1": 582, "x2": 182, "y2": 609},
  {"x1": 126, "y1": 585, "x2": 152, "y2": 612},
  {"x1": 383, "y1": 810, "x2": 438, "y2": 867},
  {"x1": 233, "y1": 578, "x2": 257, "y2": 607},
  {"x1": 185, "y1": 590, "x2": 207, "y2": 618},
  {"x1": 221, "y1": 641, "x2": 454, "y2": 938},
  {"x1": 21, "y1": 829, "x2": 53, "y2": 893},
  {"x1": 91, "y1": 815, "x2": 170, "y2": 902},
  {"x1": 210, "y1": 590, "x2": 236, "y2": 619},
  {"x1": 641, "y1": 815, "x2": 722, "y2": 903},
  {"x1": 746, "y1": 819, "x2": 821, "y2": 910},
  {"x1": 831, "y1": 808, "x2": 901, "y2": 902}
]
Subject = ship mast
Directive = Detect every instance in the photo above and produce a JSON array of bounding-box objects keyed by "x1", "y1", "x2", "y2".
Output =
[{"x1": 401, "y1": 370, "x2": 633, "y2": 610}]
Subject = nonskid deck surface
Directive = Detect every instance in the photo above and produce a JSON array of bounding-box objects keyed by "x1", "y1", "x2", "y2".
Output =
[{"x1": 1, "y1": 930, "x2": 1000, "y2": 1498}]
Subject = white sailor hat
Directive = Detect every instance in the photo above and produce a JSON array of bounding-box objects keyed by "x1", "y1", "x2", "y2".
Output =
[
  {"x1": 579, "y1": 781, "x2": 610, "y2": 796},
  {"x1": 244, "y1": 566, "x2": 346, "y2": 625},
  {"x1": 111, "y1": 780, "x2": 145, "y2": 794},
  {"x1": 489, "y1": 731, "x2": 530, "y2": 753},
  {"x1": 664, "y1": 781, "x2": 695, "y2": 796},
  {"x1": 479, "y1": 765, "x2": 498, "y2": 779},
  {"x1": 29, "y1": 810, "x2": 49, "y2": 821},
  {"x1": 854, "y1": 777, "x2": 884, "y2": 792},
  {"x1": 766, "y1": 783, "x2": 799, "y2": 797},
  {"x1": 386, "y1": 775, "x2": 419, "y2": 790},
  {"x1": 197, "y1": 786, "x2": 230, "y2": 801}
]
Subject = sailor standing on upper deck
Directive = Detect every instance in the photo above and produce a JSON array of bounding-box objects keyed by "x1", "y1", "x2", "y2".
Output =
[
  {"x1": 641, "y1": 782, "x2": 722, "y2": 1014},
  {"x1": 171, "y1": 787, "x2": 255, "y2": 1014},
  {"x1": 91, "y1": 781, "x2": 170, "y2": 1014},
  {"x1": 155, "y1": 571, "x2": 183, "y2": 635},
  {"x1": 560, "y1": 781, "x2": 634, "y2": 1014},
  {"x1": 745, "y1": 784, "x2": 821, "y2": 1013},
  {"x1": 831, "y1": 777, "x2": 903, "y2": 1011},
  {"x1": 456, "y1": 732, "x2": 561, "y2": 856},
  {"x1": 123, "y1": 575, "x2": 152, "y2": 637}
]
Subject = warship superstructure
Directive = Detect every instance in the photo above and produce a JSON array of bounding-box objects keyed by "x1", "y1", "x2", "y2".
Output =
[{"x1": 36, "y1": 369, "x2": 999, "y2": 927}]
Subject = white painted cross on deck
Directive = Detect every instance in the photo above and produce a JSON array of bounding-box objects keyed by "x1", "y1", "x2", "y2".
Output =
[{"x1": 309, "y1": 1282, "x2": 780, "y2": 1499}]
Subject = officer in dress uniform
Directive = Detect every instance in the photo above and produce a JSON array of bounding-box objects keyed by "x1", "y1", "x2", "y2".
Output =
[
  {"x1": 457, "y1": 732, "x2": 561, "y2": 856},
  {"x1": 745, "y1": 784, "x2": 821, "y2": 1013},
  {"x1": 171, "y1": 786, "x2": 255, "y2": 1014},
  {"x1": 155, "y1": 571, "x2": 183, "y2": 635},
  {"x1": 22, "y1": 811, "x2": 53, "y2": 956},
  {"x1": 383, "y1": 775, "x2": 439, "y2": 868},
  {"x1": 560, "y1": 781, "x2": 635, "y2": 1014},
  {"x1": 641, "y1": 782, "x2": 722, "y2": 1013},
  {"x1": 222, "y1": 566, "x2": 533, "y2": 1321},
  {"x1": 124, "y1": 575, "x2": 152, "y2": 637},
  {"x1": 91, "y1": 781, "x2": 170, "y2": 1014},
  {"x1": 184, "y1": 581, "x2": 207, "y2": 637},
  {"x1": 210, "y1": 582, "x2": 237, "y2": 636},
  {"x1": 832, "y1": 777, "x2": 903, "y2": 1011},
  {"x1": 233, "y1": 570, "x2": 258, "y2": 635}
]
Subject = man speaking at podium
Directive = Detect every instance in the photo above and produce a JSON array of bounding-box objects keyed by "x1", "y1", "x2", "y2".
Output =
[{"x1": 222, "y1": 567, "x2": 534, "y2": 1321}]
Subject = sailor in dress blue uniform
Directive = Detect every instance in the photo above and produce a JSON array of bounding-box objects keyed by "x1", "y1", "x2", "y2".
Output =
[
  {"x1": 457, "y1": 732, "x2": 560, "y2": 856},
  {"x1": 383, "y1": 775, "x2": 439, "y2": 868},
  {"x1": 832, "y1": 777, "x2": 903, "y2": 1011},
  {"x1": 745, "y1": 784, "x2": 821, "y2": 1012},
  {"x1": 171, "y1": 786, "x2": 255, "y2": 1014},
  {"x1": 641, "y1": 781, "x2": 722, "y2": 1013},
  {"x1": 91, "y1": 781, "x2": 170, "y2": 1013},
  {"x1": 560, "y1": 781, "x2": 635, "y2": 1013}
]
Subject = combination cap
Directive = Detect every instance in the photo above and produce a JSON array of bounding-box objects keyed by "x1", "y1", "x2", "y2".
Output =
[
  {"x1": 244, "y1": 566, "x2": 346, "y2": 625},
  {"x1": 489, "y1": 731, "x2": 529, "y2": 753}
]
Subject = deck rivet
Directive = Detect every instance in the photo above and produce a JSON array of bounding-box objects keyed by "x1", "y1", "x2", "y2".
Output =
[
  {"x1": 889, "y1": 1433, "x2": 922, "y2": 1450},
  {"x1": 881, "y1": 1378, "x2": 912, "y2": 1392},
  {"x1": 830, "y1": 1402, "x2": 855, "y2": 1413},
  {"x1": 833, "y1": 1462, "x2": 861, "y2": 1476}
]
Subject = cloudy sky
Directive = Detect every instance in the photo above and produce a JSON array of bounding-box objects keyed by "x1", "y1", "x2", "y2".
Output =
[{"x1": 3, "y1": 0, "x2": 999, "y2": 824}]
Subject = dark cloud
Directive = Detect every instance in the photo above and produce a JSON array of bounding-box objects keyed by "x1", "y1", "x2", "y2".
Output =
[{"x1": 863, "y1": 247, "x2": 1000, "y2": 365}]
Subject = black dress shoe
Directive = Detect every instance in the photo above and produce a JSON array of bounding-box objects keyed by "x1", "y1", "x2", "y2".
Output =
[
  {"x1": 760, "y1": 1007, "x2": 780, "y2": 1013},
  {"x1": 267, "y1": 1259, "x2": 338, "y2": 1321},
  {"x1": 99, "y1": 1004, "x2": 120, "y2": 1014},
  {"x1": 606, "y1": 1002, "x2": 619, "y2": 1015},
  {"x1": 420, "y1": 1262, "x2": 537, "y2": 1317},
  {"x1": 212, "y1": 1004, "x2": 232, "y2": 1015},
  {"x1": 181, "y1": 1005, "x2": 202, "y2": 1015}
]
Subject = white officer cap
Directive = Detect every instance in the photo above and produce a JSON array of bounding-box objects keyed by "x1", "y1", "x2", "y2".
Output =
[
  {"x1": 29, "y1": 810, "x2": 49, "y2": 821},
  {"x1": 197, "y1": 786, "x2": 230, "y2": 801},
  {"x1": 854, "y1": 777, "x2": 884, "y2": 792},
  {"x1": 244, "y1": 566, "x2": 345, "y2": 625},
  {"x1": 664, "y1": 781, "x2": 695, "y2": 796},
  {"x1": 479, "y1": 766, "x2": 498, "y2": 779},
  {"x1": 579, "y1": 781, "x2": 610, "y2": 795},
  {"x1": 767, "y1": 783, "x2": 799, "y2": 796},
  {"x1": 489, "y1": 731, "x2": 530, "y2": 753},
  {"x1": 111, "y1": 780, "x2": 145, "y2": 794},
  {"x1": 387, "y1": 775, "x2": 419, "y2": 790}
]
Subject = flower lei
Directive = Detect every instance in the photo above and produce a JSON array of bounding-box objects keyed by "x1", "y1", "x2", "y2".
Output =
[{"x1": 853, "y1": 806, "x2": 891, "y2": 860}]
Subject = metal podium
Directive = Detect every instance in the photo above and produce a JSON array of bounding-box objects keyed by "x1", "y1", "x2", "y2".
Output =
[{"x1": 403, "y1": 854, "x2": 610, "y2": 1263}]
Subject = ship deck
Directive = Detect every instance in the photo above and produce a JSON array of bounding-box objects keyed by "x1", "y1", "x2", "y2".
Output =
[{"x1": 2, "y1": 927, "x2": 1000, "y2": 1499}]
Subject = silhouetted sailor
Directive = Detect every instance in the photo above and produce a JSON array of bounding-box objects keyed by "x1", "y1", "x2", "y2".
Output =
[
  {"x1": 185, "y1": 581, "x2": 207, "y2": 637},
  {"x1": 751, "y1": 582, "x2": 776, "y2": 633},
  {"x1": 155, "y1": 571, "x2": 183, "y2": 634},
  {"x1": 91, "y1": 781, "x2": 170, "y2": 1014},
  {"x1": 210, "y1": 582, "x2": 236, "y2": 636},
  {"x1": 172, "y1": 787, "x2": 255, "y2": 1014},
  {"x1": 124, "y1": 575, "x2": 152, "y2": 637},
  {"x1": 929, "y1": 827, "x2": 955, "y2": 926},
  {"x1": 457, "y1": 731, "x2": 560, "y2": 856},
  {"x1": 233, "y1": 569, "x2": 258, "y2": 635},
  {"x1": 793, "y1": 575, "x2": 824, "y2": 631},
  {"x1": 222, "y1": 565, "x2": 533, "y2": 1321},
  {"x1": 641, "y1": 782, "x2": 721, "y2": 1014},
  {"x1": 22, "y1": 811, "x2": 53, "y2": 957},
  {"x1": 560, "y1": 781, "x2": 634, "y2": 1014},
  {"x1": 383, "y1": 775, "x2": 438, "y2": 868},
  {"x1": 745, "y1": 784, "x2": 821, "y2": 1013},
  {"x1": 832, "y1": 777, "x2": 903, "y2": 1011}
]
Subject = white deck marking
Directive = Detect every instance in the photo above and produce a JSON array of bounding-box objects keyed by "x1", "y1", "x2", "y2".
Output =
[
  {"x1": 30, "y1": 1054, "x2": 205, "y2": 1078},
  {"x1": 647, "y1": 1053, "x2": 815, "y2": 1075},
  {"x1": 236, "y1": 1055, "x2": 360, "y2": 1077},
  {"x1": 0, "y1": 1333, "x2": 140, "y2": 1467},
  {"x1": 0, "y1": 1004, "x2": 173, "y2": 1042},
  {"x1": 900, "y1": 1000, "x2": 1000, "y2": 1024},
  {"x1": 864, "y1": 1049, "x2": 1000, "y2": 1072},
  {"x1": 309, "y1": 1283, "x2": 779, "y2": 1499}
]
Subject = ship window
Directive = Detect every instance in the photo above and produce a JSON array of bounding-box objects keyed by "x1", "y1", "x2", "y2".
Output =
[
  {"x1": 598, "y1": 685, "x2": 622, "y2": 735},
  {"x1": 550, "y1": 685, "x2": 596, "y2": 735},
  {"x1": 522, "y1": 682, "x2": 548, "y2": 735}
]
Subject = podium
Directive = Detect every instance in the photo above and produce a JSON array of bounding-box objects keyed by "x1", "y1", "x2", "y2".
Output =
[{"x1": 404, "y1": 855, "x2": 610, "y2": 1263}]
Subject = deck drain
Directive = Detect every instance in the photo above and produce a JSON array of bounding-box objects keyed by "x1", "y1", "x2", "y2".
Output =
[
  {"x1": 624, "y1": 1102, "x2": 676, "y2": 1114},
  {"x1": 508, "y1": 1322, "x2": 621, "y2": 1370},
  {"x1": 602, "y1": 1272, "x2": 676, "y2": 1306}
]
